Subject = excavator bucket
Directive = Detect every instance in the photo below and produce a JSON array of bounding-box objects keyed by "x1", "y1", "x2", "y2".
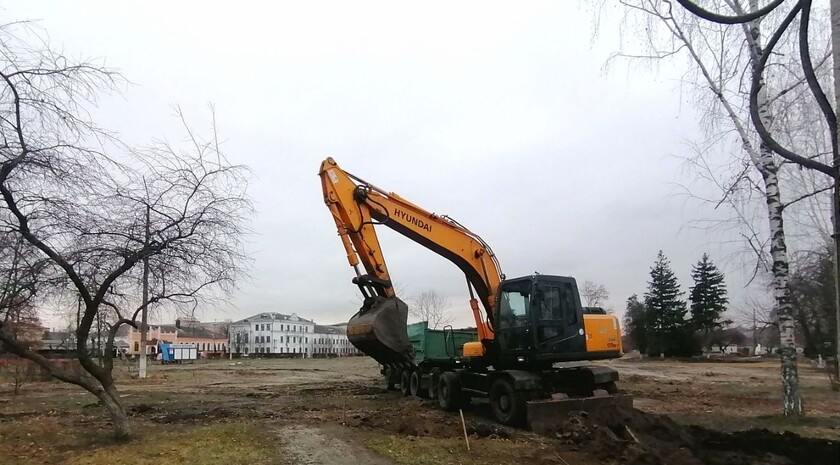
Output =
[{"x1": 347, "y1": 296, "x2": 414, "y2": 366}]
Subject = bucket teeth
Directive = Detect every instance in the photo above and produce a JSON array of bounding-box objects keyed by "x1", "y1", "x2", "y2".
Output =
[{"x1": 347, "y1": 296, "x2": 414, "y2": 366}]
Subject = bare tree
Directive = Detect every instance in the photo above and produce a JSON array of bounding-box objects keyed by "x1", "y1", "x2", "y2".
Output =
[
  {"x1": 581, "y1": 280, "x2": 610, "y2": 307},
  {"x1": 0, "y1": 23, "x2": 250, "y2": 438},
  {"x1": 410, "y1": 290, "x2": 453, "y2": 329}
]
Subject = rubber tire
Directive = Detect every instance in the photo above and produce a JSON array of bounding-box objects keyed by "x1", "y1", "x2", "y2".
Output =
[
  {"x1": 489, "y1": 378, "x2": 526, "y2": 426},
  {"x1": 383, "y1": 366, "x2": 397, "y2": 391},
  {"x1": 409, "y1": 370, "x2": 423, "y2": 398},
  {"x1": 400, "y1": 370, "x2": 412, "y2": 396},
  {"x1": 427, "y1": 370, "x2": 440, "y2": 400},
  {"x1": 437, "y1": 372, "x2": 463, "y2": 411}
]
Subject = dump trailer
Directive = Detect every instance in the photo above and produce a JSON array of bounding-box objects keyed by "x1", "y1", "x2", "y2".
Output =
[
  {"x1": 320, "y1": 157, "x2": 631, "y2": 428},
  {"x1": 388, "y1": 322, "x2": 478, "y2": 393}
]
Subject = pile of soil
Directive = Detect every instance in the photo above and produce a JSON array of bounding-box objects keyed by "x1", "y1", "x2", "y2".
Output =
[
  {"x1": 552, "y1": 406, "x2": 839, "y2": 465},
  {"x1": 344, "y1": 399, "x2": 463, "y2": 437}
]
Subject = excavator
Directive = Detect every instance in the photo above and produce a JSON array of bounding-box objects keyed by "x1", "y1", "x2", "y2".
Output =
[{"x1": 319, "y1": 157, "x2": 630, "y2": 428}]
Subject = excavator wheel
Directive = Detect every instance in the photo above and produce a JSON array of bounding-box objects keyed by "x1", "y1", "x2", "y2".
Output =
[
  {"x1": 427, "y1": 369, "x2": 441, "y2": 400},
  {"x1": 409, "y1": 370, "x2": 424, "y2": 398},
  {"x1": 382, "y1": 366, "x2": 398, "y2": 391},
  {"x1": 489, "y1": 378, "x2": 526, "y2": 426},
  {"x1": 437, "y1": 372, "x2": 463, "y2": 411},
  {"x1": 400, "y1": 370, "x2": 412, "y2": 396}
]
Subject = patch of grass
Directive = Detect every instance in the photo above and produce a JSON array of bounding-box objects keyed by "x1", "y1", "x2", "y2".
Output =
[
  {"x1": 66, "y1": 423, "x2": 285, "y2": 465},
  {"x1": 0, "y1": 419, "x2": 286, "y2": 465},
  {"x1": 366, "y1": 434, "x2": 592, "y2": 465}
]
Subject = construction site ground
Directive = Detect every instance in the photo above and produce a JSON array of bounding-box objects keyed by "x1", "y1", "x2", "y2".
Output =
[{"x1": 0, "y1": 357, "x2": 838, "y2": 465}]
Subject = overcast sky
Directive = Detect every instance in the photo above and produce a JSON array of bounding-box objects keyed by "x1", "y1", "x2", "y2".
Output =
[{"x1": 5, "y1": 1, "x2": 763, "y2": 328}]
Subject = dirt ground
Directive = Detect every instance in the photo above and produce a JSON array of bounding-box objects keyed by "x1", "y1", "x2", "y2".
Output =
[{"x1": 0, "y1": 356, "x2": 837, "y2": 465}]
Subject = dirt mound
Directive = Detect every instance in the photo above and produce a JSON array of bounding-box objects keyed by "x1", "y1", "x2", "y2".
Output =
[
  {"x1": 128, "y1": 402, "x2": 251, "y2": 424},
  {"x1": 551, "y1": 406, "x2": 838, "y2": 465},
  {"x1": 345, "y1": 399, "x2": 462, "y2": 437}
]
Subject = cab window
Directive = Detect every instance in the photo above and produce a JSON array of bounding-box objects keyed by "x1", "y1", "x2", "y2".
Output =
[
  {"x1": 499, "y1": 282, "x2": 530, "y2": 328},
  {"x1": 536, "y1": 283, "x2": 577, "y2": 325}
]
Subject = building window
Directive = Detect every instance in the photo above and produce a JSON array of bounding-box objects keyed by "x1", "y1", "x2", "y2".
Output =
[
  {"x1": 134, "y1": 342, "x2": 139, "y2": 352},
  {"x1": 245, "y1": 347, "x2": 249, "y2": 354},
  {"x1": 266, "y1": 336, "x2": 271, "y2": 343},
  {"x1": 267, "y1": 324, "x2": 271, "y2": 331}
]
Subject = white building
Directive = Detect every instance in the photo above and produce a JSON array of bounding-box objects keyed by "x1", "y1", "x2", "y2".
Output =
[
  {"x1": 312, "y1": 325, "x2": 359, "y2": 357},
  {"x1": 229, "y1": 313, "x2": 358, "y2": 357}
]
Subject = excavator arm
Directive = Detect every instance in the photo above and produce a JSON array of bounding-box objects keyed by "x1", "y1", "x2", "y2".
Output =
[{"x1": 320, "y1": 158, "x2": 500, "y2": 363}]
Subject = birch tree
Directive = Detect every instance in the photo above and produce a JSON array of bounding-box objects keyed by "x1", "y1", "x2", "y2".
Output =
[
  {"x1": 673, "y1": 0, "x2": 840, "y2": 399},
  {"x1": 608, "y1": 0, "x2": 837, "y2": 415}
]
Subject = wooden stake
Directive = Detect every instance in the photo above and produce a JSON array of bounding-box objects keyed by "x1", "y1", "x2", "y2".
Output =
[
  {"x1": 459, "y1": 409, "x2": 470, "y2": 451},
  {"x1": 625, "y1": 425, "x2": 640, "y2": 444}
]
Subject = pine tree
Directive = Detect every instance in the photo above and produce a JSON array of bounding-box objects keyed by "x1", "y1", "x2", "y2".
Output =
[
  {"x1": 623, "y1": 294, "x2": 648, "y2": 353},
  {"x1": 689, "y1": 253, "x2": 729, "y2": 335},
  {"x1": 644, "y1": 251, "x2": 688, "y2": 355}
]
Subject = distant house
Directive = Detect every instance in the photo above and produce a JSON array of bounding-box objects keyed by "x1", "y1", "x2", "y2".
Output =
[
  {"x1": 115, "y1": 318, "x2": 230, "y2": 358},
  {"x1": 40, "y1": 331, "x2": 76, "y2": 353},
  {"x1": 312, "y1": 324, "x2": 357, "y2": 357},
  {"x1": 229, "y1": 313, "x2": 358, "y2": 358}
]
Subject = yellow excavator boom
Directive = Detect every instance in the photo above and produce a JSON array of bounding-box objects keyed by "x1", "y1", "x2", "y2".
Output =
[{"x1": 320, "y1": 157, "x2": 498, "y2": 352}]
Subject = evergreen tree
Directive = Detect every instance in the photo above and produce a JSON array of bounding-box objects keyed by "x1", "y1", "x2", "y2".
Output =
[
  {"x1": 644, "y1": 250, "x2": 689, "y2": 355},
  {"x1": 623, "y1": 294, "x2": 648, "y2": 353},
  {"x1": 689, "y1": 253, "x2": 729, "y2": 335}
]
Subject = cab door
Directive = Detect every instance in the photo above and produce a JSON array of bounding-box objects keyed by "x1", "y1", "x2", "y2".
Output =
[
  {"x1": 533, "y1": 279, "x2": 587, "y2": 357},
  {"x1": 495, "y1": 279, "x2": 533, "y2": 363}
]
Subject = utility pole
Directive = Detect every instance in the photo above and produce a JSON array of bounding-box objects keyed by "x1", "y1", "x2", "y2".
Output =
[{"x1": 139, "y1": 205, "x2": 150, "y2": 379}]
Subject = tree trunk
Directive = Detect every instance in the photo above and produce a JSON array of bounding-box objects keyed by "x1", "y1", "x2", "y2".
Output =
[
  {"x1": 831, "y1": 0, "x2": 840, "y2": 386},
  {"x1": 833, "y1": 177, "x2": 840, "y2": 382},
  {"x1": 759, "y1": 154, "x2": 803, "y2": 415},
  {"x1": 745, "y1": 3, "x2": 803, "y2": 415},
  {"x1": 94, "y1": 382, "x2": 131, "y2": 440}
]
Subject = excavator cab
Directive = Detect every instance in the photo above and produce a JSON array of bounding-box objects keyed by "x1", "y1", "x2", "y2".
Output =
[{"x1": 494, "y1": 275, "x2": 587, "y2": 368}]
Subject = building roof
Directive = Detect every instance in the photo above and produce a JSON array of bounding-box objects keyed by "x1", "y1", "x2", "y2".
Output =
[
  {"x1": 114, "y1": 321, "x2": 227, "y2": 339},
  {"x1": 315, "y1": 325, "x2": 344, "y2": 335},
  {"x1": 41, "y1": 331, "x2": 75, "y2": 347},
  {"x1": 232, "y1": 312, "x2": 314, "y2": 325}
]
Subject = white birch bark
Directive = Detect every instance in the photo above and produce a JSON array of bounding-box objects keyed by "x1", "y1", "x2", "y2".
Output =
[{"x1": 741, "y1": 0, "x2": 802, "y2": 415}]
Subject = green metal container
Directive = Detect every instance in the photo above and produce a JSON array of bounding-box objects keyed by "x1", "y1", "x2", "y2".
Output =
[{"x1": 407, "y1": 321, "x2": 478, "y2": 366}]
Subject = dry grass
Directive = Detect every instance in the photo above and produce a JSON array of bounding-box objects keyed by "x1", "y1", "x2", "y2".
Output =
[{"x1": 0, "y1": 418, "x2": 286, "y2": 465}]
